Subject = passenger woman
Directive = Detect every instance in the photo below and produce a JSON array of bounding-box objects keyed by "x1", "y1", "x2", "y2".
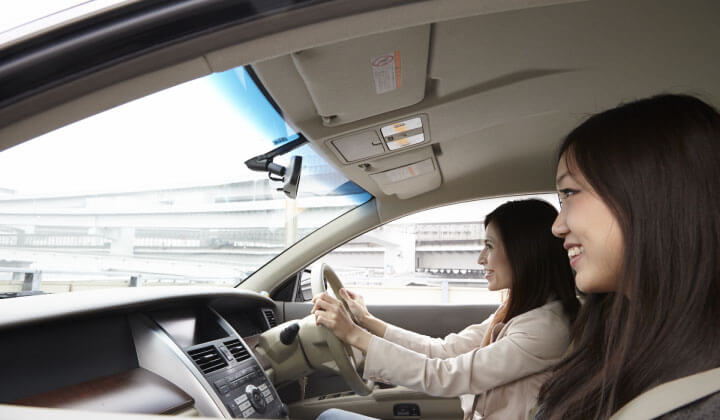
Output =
[
  {"x1": 313, "y1": 199, "x2": 580, "y2": 420},
  {"x1": 536, "y1": 94, "x2": 720, "y2": 419}
]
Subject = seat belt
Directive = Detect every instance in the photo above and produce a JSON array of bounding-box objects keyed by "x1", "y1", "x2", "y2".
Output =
[{"x1": 610, "y1": 366, "x2": 720, "y2": 420}]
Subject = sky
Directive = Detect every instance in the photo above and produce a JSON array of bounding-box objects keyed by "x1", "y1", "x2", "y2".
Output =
[
  {"x1": 0, "y1": 73, "x2": 273, "y2": 195},
  {"x1": 0, "y1": 0, "x2": 305, "y2": 198}
]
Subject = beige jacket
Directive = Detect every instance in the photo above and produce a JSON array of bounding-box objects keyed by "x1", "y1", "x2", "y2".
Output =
[{"x1": 363, "y1": 301, "x2": 571, "y2": 420}]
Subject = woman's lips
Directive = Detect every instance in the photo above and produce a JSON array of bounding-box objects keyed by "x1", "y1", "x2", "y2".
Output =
[
  {"x1": 570, "y1": 254, "x2": 582, "y2": 267},
  {"x1": 567, "y1": 245, "x2": 584, "y2": 268}
]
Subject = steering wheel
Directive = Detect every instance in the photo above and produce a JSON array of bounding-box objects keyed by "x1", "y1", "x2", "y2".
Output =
[{"x1": 310, "y1": 262, "x2": 374, "y2": 396}]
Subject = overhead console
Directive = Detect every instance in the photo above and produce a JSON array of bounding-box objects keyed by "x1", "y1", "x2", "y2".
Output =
[
  {"x1": 288, "y1": 24, "x2": 441, "y2": 200},
  {"x1": 329, "y1": 115, "x2": 431, "y2": 163},
  {"x1": 252, "y1": 23, "x2": 443, "y2": 200},
  {"x1": 327, "y1": 115, "x2": 441, "y2": 199}
]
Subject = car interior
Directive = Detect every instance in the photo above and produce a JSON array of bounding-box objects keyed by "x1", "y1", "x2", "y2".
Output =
[{"x1": 0, "y1": 0, "x2": 718, "y2": 419}]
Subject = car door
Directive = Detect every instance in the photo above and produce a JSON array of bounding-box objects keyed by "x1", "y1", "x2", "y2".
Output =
[{"x1": 274, "y1": 281, "x2": 496, "y2": 420}]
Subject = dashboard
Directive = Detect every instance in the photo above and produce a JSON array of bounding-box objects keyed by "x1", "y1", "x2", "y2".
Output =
[{"x1": 0, "y1": 287, "x2": 288, "y2": 419}]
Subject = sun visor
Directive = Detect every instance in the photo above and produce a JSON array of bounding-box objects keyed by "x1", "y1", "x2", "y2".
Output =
[{"x1": 291, "y1": 25, "x2": 430, "y2": 126}]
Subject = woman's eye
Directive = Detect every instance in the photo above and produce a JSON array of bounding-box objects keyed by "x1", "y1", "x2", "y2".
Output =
[{"x1": 558, "y1": 188, "x2": 579, "y2": 200}]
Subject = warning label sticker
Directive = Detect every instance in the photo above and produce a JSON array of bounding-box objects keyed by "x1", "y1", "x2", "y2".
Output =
[{"x1": 371, "y1": 50, "x2": 401, "y2": 94}]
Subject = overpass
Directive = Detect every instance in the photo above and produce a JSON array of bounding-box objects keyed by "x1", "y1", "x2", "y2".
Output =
[{"x1": 0, "y1": 176, "x2": 485, "y2": 293}]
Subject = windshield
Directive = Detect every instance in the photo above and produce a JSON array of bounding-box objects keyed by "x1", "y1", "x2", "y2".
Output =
[{"x1": 0, "y1": 66, "x2": 371, "y2": 293}]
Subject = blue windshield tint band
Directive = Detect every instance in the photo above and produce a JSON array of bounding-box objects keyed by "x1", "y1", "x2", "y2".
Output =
[{"x1": 211, "y1": 67, "x2": 296, "y2": 145}]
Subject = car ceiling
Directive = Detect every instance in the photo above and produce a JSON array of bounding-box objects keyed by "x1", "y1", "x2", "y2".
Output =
[
  {"x1": 249, "y1": 0, "x2": 720, "y2": 217},
  {"x1": 0, "y1": 0, "x2": 718, "y2": 222}
]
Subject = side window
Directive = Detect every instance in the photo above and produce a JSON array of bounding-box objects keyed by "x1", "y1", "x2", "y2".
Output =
[{"x1": 321, "y1": 194, "x2": 558, "y2": 305}]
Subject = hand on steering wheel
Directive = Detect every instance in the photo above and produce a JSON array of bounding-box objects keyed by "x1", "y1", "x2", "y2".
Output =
[
  {"x1": 309, "y1": 262, "x2": 375, "y2": 395},
  {"x1": 338, "y1": 288, "x2": 373, "y2": 327},
  {"x1": 312, "y1": 292, "x2": 370, "y2": 350}
]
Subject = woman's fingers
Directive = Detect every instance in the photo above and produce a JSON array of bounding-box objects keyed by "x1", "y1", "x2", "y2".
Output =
[
  {"x1": 314, "y1": 292, "x2": 341, "y2": 305},
  {"x1": 313, "y1": 295, "x2": 344, "y2": 318},
  {"x1": 312, "y1": 294, "x2": 345, "y2": 320},
  {"x1": 339, "y1": 289, "x2": 355, "y2": 307},
  {"x1": 340, "y1": 288, "x2": 359, "y2": 307},
  {"x1": 342, "y1": 288, "x2": 359, "y2": 301},
  {"x1": 312, "y1": 292, "x2": 336, "y2": 311},
  {"x1": 312, "y1": 291, "x2": 363, "y2": 340},
  {"x1": 314, "y1": 304, "x2": 341, "y2": 329},
  {"x1": 314, "y1": 297, "x2": 358, "y2": 344},
  {"x1": 313, "y1": 297, "x2": 335, "y2": 312},
  {"x1": 341, "y1": 288, "x2": 367, "y2": 314},
  {"x1": 314, "y1": 311, "x2": 331, "y2": 327},
  {"x1": 312, "y1": 292, "x2": 328, "y2": 314},
  {"x1": 345, "y1": 288, "x2": 365, "y2": 306}
]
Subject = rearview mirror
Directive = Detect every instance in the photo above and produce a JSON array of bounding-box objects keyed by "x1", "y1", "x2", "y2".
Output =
[{"x1": 279, "y1": 156, "x2": 302, "y2": 199}]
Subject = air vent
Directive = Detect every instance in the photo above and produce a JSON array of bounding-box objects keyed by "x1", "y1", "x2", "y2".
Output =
[
  {"x1": 262, "y1": 309, "x2": 277, "y2": 328},
  {"x1": 188, "y1": 345, "x2": 228, "y2": 374},
  {"x1": 224, "y1": 339, "x2": 251, "y2": 362}
]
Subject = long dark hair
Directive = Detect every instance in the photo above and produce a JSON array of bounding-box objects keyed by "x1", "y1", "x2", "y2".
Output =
[
  {"x1": 537, "y1": 94, "x2": 720, "y2": 419},
  {"x1": 484, "y1": 199, "x2": 579, "y2": 326}
]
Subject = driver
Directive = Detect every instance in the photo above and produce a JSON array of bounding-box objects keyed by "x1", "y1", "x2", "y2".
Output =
[{"x1": 312, "y1": 198, "x2": 580, "y2": 420}]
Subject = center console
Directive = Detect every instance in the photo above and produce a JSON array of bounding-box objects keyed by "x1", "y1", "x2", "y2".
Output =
[
  {"x1": 206, "y1": 357, "x2": 279, "y2": 418},
  {"x1": 151, "y1": 306, "x2": 286, "y2": 418}
]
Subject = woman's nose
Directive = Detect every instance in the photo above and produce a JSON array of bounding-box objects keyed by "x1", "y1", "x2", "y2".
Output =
[
  {"x1": 477, "y1": 247, "x2": 487, "y2": 264},
  {"x1": 551, "y1": 209, "x2": 569, "y2": 238}
]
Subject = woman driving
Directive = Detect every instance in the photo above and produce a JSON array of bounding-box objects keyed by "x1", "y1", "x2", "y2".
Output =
[{"x1": 313, "y1": 198, "x2": 580, "y2": 420}]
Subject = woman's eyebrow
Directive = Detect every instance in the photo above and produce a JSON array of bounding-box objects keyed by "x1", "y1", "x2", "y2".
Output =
[{"x1": 556, "y1": 172, "x2": 569, "y2": 186}]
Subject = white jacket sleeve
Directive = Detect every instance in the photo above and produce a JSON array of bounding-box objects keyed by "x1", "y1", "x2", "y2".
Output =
[
  {"x1": 363, "y1": 306, "x2": 570, "y2": 397},
  {"x1": 381, "y1": 312, "x2": 494, "y2": 359}
]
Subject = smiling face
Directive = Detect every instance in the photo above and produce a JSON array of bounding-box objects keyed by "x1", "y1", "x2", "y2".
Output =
[
  {"x1": 478, "y1": 222, "x2": 512, "y2": 291},
  {"x1": 552, "y1": 153, "x2": 624, "y2": 293}
]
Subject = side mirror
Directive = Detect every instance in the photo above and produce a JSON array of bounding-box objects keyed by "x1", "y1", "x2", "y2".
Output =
[{"x1": 279, "y1": 156, "x2": 302, "y2": 199}]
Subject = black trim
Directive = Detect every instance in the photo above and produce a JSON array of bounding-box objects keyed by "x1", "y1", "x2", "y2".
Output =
[
  {"x1": 0, "y1": 0, "x2": 424, "y2": 130},
  {"x1": 245, "y1": 135, "x2": 309, "y2": 173},
  {"x1": 0, "y1": 0, "x2": 330, "y2": 111}
]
